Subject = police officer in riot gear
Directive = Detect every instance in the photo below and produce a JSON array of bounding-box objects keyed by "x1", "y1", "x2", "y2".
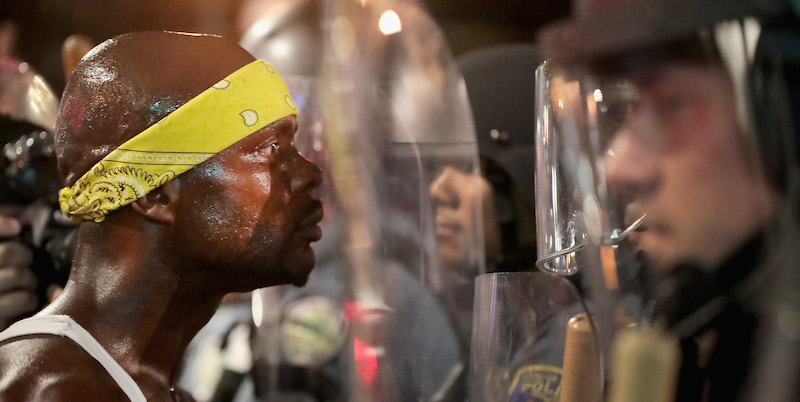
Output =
[{"x1": 536, "y1": 0, "x2": 800, "y2": 400}]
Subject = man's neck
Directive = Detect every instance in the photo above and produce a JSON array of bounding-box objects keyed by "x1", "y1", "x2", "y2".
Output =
[{"x1": 39, "y1": 226, "x2": 226, "y2": 398}]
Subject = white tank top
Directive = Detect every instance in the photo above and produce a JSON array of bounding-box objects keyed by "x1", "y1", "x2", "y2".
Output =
[{"x1": 0, "y1": 315, "x2": 147, "y2": 402}]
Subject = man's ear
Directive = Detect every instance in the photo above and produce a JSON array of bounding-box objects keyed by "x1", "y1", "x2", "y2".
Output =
[{"x1": 129, "y1": 180, "x2": 179, "y2": 224}]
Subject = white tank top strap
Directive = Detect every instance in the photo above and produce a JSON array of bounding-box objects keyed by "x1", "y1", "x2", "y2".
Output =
[{"x1": 0, "y1": 314, "x2": 147, "y2": 402}]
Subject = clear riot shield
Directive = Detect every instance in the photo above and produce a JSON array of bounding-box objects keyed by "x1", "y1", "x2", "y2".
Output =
[
  {"x1": 249, "y1": 75, "x2": 353, "y2": 402},
  {"x1": 469, "y1": 272, "x2": 598, "y2": 402},
  {"x1": 534, "y1": 61, "x2": 591, "y2": 277},
  {"x1": 246, "y1": 1, "x2": 483, "y2": 401},
  {"x1": 318, "y1": 1, "x2": 483, "y2": 400},
  {"x1": 534, "y1": 61, "x2": 647, "y2": 394}
]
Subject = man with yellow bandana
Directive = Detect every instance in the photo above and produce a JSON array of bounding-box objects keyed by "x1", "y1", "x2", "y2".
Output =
[{"x1": 0, "y1": 31, "x2": 323, "y2": 402}]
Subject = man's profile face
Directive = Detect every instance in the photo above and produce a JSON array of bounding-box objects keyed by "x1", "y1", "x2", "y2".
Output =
[
  {"x1": 430, "y1": 165, "x2": 501, "y2": 272},
  {"x1": 604, "y1": 64, "x2": 777, "y2": 272},
  {"x1": 175, "y1": 115, "x2": 323, "y2": 288}
]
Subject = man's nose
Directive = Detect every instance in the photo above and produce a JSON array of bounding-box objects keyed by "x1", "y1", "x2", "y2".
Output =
[
  {"x1": 429, "y1": 166, "x2": 460, "y2": 208},
  {"x1": 604, "y1": 127, "x2": 659, "y2": 202},
  {"x1": 290, "y1": 154, "x2": 323, "y2": 193}
]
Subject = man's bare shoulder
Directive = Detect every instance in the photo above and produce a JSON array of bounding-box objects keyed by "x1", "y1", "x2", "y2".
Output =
[{"x1": 0, "y1": 335, "x2": 130, "y2": 401}]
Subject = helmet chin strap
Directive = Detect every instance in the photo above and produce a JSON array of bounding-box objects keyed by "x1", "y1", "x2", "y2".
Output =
[{"x1": 750, "y1": 14, "x2": 800, "y2": 192}]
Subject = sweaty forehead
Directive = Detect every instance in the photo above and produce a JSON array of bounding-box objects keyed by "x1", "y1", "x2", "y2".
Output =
[
  {"x1": 228, "y1": 115, "x2": 298, "y2": 153},
  {"x1": 185, "y1": 115, "x2": 297, "y2": 187},
  {"x1": 55, "y1": 31, "x2": 256, "y2": 186}
]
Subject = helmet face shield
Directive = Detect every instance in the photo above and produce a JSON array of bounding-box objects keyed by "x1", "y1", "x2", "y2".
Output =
[
  {"x1": 270, "y1": 0, "x2": 486, "y2": 400},
  {"x1": 534, "y1": 63, "x2": 594, "y2": 276},
  {"x1": 534, "y1": 16, "x2": 788, "y2": 375},
  {"x1": 537, "y1": 29, "x2": 773, "y2": 276},
  {"x1": 249, "y1": 65, "x2": 479, "y2": 400},
  {"x1": 535, "y1": 61, "x2": 659, "y2": 276},
  {"x1": 239, "y1": 0, "x2": 485, "y2": 399},
  {"x1": 534, "y1": 1, "x2": 800, "y2": 400}
]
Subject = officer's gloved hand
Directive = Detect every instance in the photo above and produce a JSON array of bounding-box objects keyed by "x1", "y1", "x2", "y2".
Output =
[{"x1": 0, "y1": 213, "x2": 37, "y2": 331}]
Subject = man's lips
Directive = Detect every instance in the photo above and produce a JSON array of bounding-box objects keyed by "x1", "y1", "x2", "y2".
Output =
[
  {"x1": 627, "y1": 225, "x2": 645, "y2": 243},
  {"x1": 625, "y1": 220, "x2": 673, "y2": 245},
  {"x1": 621, "y1": 212, "x2": 647, "y2": 244},
  {"x1": 297, "y1": 200, "x2": 324, "y2": 242},
  {"x1": 436, "y1": 220, "x2": 461, "y2": 238}
]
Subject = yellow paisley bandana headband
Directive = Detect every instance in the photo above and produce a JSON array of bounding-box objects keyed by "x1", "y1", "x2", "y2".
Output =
[{"x1": 58, "y1": 60, "x2": 298, "y2": 222}]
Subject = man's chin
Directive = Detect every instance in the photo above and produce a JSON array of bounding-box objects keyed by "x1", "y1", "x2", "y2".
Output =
[
  {"x1": 639, "y1": 242, "x2": 682, "y2": 274},
  {"x1": 636, "y1": 234, "x2": 665, "y2": 272},
  {"x1": 290, "y1": 275, "x2": 310, "y2": 288},
  {"x1": 438, "y1": 246, "x2": 472, "y2": 269},
  {"x1": 287, "y1": 250, "x2": 316, "y2": 287}
]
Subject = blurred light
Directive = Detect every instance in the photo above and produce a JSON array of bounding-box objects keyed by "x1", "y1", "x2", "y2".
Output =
[
  {"x1": 558, "y1": 100, "x2": 563, "y2": 109},
  {"x1": 353, "y1": 337, "x2": 378, "y2": 387},
  {"x1": 269, "y1": 38, "x2": 292, "y2": 60},
  {"x1": 379, "y1": 10, "x2": 402, "y2": 35},
  {"x1": 344, "y1": 301, "x2": 364, "y2": 322},
  {"x1": 252, "y1": 290, "x2": 263, "y2": 327},
  {"x1": 18, "y1": 63, "x2": 28, "y2": 73},
  {"x1": 593, "y1": 89, "x2": 603, "y2": 102}
]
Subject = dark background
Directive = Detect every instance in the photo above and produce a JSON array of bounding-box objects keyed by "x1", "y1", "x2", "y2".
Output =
[{"x1": 0, "y1": 0, "x2": 569, "y2": 95}]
